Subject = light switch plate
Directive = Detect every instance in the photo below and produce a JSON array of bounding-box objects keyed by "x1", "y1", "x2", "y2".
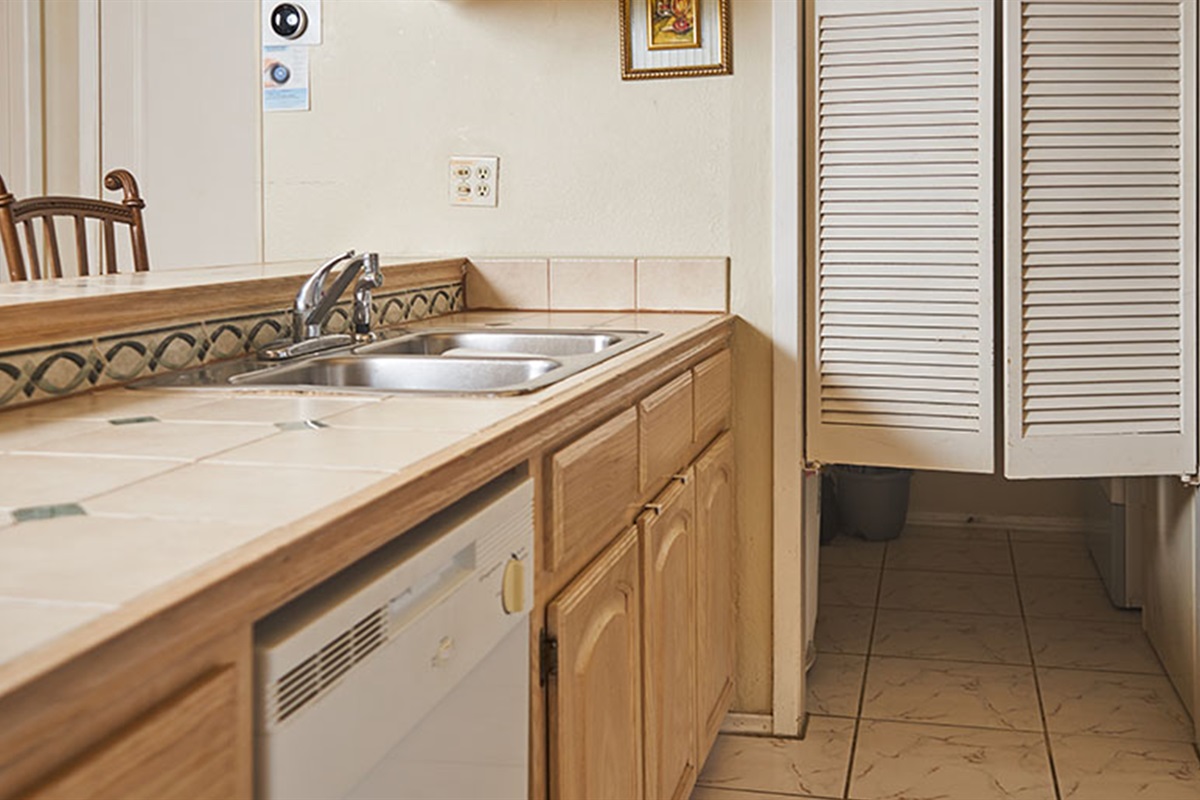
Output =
[
  {"x1": 262, "y1": 0, "x2": 322, "y2": 47},
  {"x1": 449, "y1": 156, "x2": 499, "y2": 208}
]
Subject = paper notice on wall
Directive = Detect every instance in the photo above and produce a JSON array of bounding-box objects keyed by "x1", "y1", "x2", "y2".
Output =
[{"x1": 263, "y1": 45, "x2": 310, "y2": 112}]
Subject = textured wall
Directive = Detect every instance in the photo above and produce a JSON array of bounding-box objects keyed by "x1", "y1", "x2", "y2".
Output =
[{"x1": 263, "y1": 0, "x2": 778, "y2": 712}]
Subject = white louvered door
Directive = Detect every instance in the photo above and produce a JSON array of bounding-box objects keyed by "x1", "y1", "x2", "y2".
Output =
[
  {"x1": 1004, "y1": 0, "x2": 1197, "y2": 478},
  {"x1": 807, "y1": 0, "x2": 995, "y2": 472}
]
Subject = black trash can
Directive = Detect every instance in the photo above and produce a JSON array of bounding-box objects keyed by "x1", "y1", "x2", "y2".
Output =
[{"x1": 830, "y1": 464, "x2": 913, "y2": 541}]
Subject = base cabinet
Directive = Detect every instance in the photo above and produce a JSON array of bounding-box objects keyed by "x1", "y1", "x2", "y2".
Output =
[
  {"x1": 640, "y1": 476, "x2": 698, "y2": 800},
  {"x1": 695, "y1": 432, "x2": 736, "y2": 758},
  {"x1": 547, "y1": 527, "x2": 644, "y2": 800},
  {"x1": 544, "y1": 348, "x2": 735, "y2": 800}
]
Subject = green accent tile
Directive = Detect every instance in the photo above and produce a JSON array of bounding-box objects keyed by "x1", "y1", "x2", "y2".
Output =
[
  {"x1": 14, "y1": 503, "x2": 86, "y2": 522},
  {"x1": 109, "y1": 415, "x2": 160, "y2": 426},
  {"x1": 275, "y1": 420, "x2": 329, "y2": 431}
]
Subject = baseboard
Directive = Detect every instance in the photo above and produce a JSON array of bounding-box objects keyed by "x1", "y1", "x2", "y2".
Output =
[
  {"x1": 721, "y1": 712, "x2": 773, "y2": 735},
  {"x1": 907, "y1": 511, "x2": 1089, "y2": 534}
]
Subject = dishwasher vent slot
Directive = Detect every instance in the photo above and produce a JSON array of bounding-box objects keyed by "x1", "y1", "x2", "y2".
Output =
[{"x1": 269, "y1": 606, "x2": 388, "y2": 725}]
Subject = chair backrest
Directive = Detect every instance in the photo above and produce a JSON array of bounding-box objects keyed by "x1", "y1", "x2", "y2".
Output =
[{"x1": 0, "y1": 169, "x2": 150, "y2": 281}]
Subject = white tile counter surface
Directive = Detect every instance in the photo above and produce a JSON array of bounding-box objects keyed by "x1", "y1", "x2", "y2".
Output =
[{"x1": 0, "y1": 311, "x2": 724, "y2": 690}]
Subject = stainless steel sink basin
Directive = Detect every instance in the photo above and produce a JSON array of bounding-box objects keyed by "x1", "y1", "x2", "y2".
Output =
[
  {"x1": 356, "y1": 330, "x2": 624, "y2": 358},
  {"x1": 132, "y1": 326, "x2": 662, "y2": 395},
  {"x1": 231, "y1": 356, "x2": 562, "y2": 393}
]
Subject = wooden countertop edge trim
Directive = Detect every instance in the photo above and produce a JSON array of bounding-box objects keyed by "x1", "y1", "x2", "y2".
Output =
[
  {"x1": 3, "y1": 259, "x2": 466, "y2": 351},
  {"x1": 0, "y1": 316, "x2": 733, "y2": 712}
]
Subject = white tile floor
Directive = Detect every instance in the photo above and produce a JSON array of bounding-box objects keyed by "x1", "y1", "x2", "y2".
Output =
[{"x1": 694, "y1": 525, "x2": 1200, "y2": 800}]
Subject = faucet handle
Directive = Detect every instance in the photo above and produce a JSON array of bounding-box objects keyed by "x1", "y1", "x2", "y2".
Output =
[{"x1": 353, "y1": 253, "x2": 383, "y2": 337}]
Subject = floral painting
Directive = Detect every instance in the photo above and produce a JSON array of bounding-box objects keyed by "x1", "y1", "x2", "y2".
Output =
[{"x1": 649, "y1": 0, "x2": 701, "y2": 50}]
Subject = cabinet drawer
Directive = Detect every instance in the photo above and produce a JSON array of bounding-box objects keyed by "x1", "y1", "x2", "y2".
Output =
[
  {"x1": 639, "y1": 372, "x2": 695, "y2": 495},
  {"x1": 24, "y1": 667, "x2": 240, "y2": 800},
  {"x1": 548, "y1": 407, "x2": 640, "y2": 571},
  {"x1": 693, "y1": 350, "x2": 732, "y2": 448}
]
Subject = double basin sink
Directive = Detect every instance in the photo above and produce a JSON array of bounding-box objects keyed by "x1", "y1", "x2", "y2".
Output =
[{"x1": 143, "y1": 328, "x2": 661, "y2": 395}]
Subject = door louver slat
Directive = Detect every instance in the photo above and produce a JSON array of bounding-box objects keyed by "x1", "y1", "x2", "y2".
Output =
[
  {"x1": 809, "y1": 0, "x2": 994, "y2": 473},
  {"x1": 1004, "y1": 0, "x2": 1196, "y2": 478}
]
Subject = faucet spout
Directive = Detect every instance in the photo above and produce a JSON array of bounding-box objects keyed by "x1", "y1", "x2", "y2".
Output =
[{"x1": 293, "y1": 250, "x2": 355, "y2": 342}]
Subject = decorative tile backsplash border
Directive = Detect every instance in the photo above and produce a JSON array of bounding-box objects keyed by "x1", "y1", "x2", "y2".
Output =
[{"x1": 0, "y1": 282, "x2": 462, "y2": 409}]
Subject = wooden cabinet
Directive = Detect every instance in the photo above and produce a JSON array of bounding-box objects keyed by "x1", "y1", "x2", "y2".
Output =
[
  {"x1": 548, "y1": 407, "x2": 640, "y2": 572},
  {"x1": 640, "y1": 475, "x2": 698, "y2": 800},
  {"x1": 547, "y1": 526, "x2": 644, "y2": 800},
  {"x1": 639, "y1": 372, "x2": 695, "y2": 495},
  {"x1": 22, "y1": 667, "x2": 241, "y2": 800},
  {"x1": 542, "y1": 346, "x2": 735, "y2": 800},
  {"x1": 694, "y1": 432, "x2": 735, "y2": 759}
]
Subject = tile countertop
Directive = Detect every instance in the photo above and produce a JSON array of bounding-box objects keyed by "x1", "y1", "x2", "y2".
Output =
[{"x1": 0, "y1": 310, "x2": 727, "y2": 694}]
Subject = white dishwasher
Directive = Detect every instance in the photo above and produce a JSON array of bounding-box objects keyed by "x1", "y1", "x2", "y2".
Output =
[{"x1": 256, "y1": 470, "x2": 533, "y2": 800}]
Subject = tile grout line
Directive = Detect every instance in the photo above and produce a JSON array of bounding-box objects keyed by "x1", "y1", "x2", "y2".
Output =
[
  {"x1": 1008, "y1": 528, "x2": 1064, "y2": 800},
  {"x1": 839, "y1": 541, "x2": 888, "y2": 800}
]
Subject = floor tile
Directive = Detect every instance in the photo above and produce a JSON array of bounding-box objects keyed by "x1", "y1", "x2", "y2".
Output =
[
  {"x1": 899, "y1": 522, "x2": 1009, "y2": 542},
  {"x1": 885, "y1": 537, "x2": 1013, "y2": 575},
  {"x1": 819, "y1": 566, "x2": 880, "y2": 608},
  {"x1": 696, "y1": 720, "x2": 855, "y2": 799},
  {"x1": 1009, "y1": 528, "x2": 1087, "y2": 544},
  {"x1": 0, "y1": 454, "x2": 179, "y2": 511},
  {"x1": 1019, "y1": 576, "x2": 1136, "y2": 623},
  {"x1": 1051, "y1": 733, "x2": 1200, "y2": 800},
  {"x1": 849, "y1": 719, "x2": 1054, "y2": 800},
  {"x1": 862, "y1": 656, "x2": 1042, "y2": 732},
  {"x1": 1012, "y1": 541, "x2": 1098, "y2": 579},
  {"x1": 1027, "y1": 617, "x2": 1164, "y2": 674},
  {"x1": 878, "y1": 569, "x2": 1021, "y2": 616},
  {"x1": 872, "y1": 609, "x2": 1031, "y2": 665},
  {"x1": 85, "y1": 462, "x2": 386, "y2": 525},
  {"x1": 0, "y1": 515, "x2": 268, "y2": 605},
  {"x1": 1039, "y1": 668, "x2": 1194, "y2": 742},
  {"x1": 820, "y1": 536, "x2": 887, "y2": 570},
  {"x1": 690, "y1": 786, "x2": 824, "y2": 800},
  {"x1": 808, "y1": 653, "x2": 866, "y2": 717},
  {"x1": 815, "y1": 605, "x2": 875, "y2": 656}
]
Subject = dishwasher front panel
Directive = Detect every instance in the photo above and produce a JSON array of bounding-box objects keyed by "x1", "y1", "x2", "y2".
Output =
[{"x1": 256, "y1": 473, "x2": 533, "y2": 800}]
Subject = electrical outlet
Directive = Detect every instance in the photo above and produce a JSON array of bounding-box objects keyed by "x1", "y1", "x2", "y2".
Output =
[{"x1": 449, "y1": 156, "x2": 499, "y2": 208}]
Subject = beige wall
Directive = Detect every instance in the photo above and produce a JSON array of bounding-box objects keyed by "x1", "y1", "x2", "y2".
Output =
[
  {"x1": 909, "y1": 470, "x2": 1093, "y2": 526},
  {"x1": 263, "y1": 0, "x2": 777, "y2": 712}
]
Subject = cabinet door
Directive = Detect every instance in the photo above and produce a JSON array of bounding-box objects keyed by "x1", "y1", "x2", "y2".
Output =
[
  {"x1": 640, "y1": 476, "x2": 697, "y2": 800},
  {"x1": 23, "y1": 667, "x2": 240, "y2": 800},
  {"x1": 694, "y1": 432, "x2": 735, "y2": 761},
  {"x1": 807, "y1": 0, "x2": 995, "y2": 472},
  {"x1": 547, "y1": 526, "x2": 643, "y2": 800},
  {"x1": 1003, "y1": 0, "x2": 1197, "y2": 478}
]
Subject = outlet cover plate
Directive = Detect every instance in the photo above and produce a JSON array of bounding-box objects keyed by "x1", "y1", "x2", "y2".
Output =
[{"x1": 449, "y1": 156, "x2": 499, "y2": 208}]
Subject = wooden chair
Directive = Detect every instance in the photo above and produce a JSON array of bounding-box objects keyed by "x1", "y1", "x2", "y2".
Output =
[{"x1": 0, "y1": 169, "x2": 150, "y2": 281}]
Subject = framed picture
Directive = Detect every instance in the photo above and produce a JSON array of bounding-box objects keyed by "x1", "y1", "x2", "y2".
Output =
[{"x1": 620, "y1": 0, "x2": 731, "y2": 80}]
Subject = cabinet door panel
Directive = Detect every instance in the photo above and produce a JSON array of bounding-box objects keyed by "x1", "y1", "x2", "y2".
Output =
[
  {"x1": 641, "y1": 477, "x2": 697, "y2": 800},
  {"x1": 808, "y1": 0, "x2": 994, "y2": 473},
  {"x1": 695, "y1": 433, "x2": 735, "y2": 760},
  {"x1": 1003, "y1": 0, "x2": 1197, "y2": 478},
  {"x1": 548, "y1": 527, "x2": 643, "y2": 800},
  {"x1": 549, "y1": 408, "x2": 640, "y2": 572},
  {"x1": 23, "y1": 667, "x2": 239, "y2": 800},
  {"x1": 640, "y1": 373, "x2": 695, "y2": 495}
]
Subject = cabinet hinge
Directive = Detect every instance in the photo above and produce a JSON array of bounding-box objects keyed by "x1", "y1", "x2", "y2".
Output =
[{"x1": 539, "y1": 628, "x2": 558, "y2": 686}]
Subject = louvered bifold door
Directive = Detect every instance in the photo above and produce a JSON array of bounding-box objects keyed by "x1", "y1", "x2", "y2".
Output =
[
  {"x1": 1004, "y1": 0, "x2": 1197, "y2": 478},
  {"x1": 807, "y1": 0, "x2": 995, "y2": 472}
]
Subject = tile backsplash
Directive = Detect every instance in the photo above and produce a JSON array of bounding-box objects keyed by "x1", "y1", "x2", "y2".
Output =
[{"x1": 467, "y1": 256, "x2": 729, "y2": 313}]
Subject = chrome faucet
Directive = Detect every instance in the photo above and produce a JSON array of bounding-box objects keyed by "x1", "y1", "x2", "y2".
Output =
[{"x1": 261, "y1": 250, "x2": 383, "y2": 360}]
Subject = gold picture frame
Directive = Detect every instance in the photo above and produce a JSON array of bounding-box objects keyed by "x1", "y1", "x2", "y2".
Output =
[{"x1": 620, "y1": 0, "x2": 731, "y2": 80}]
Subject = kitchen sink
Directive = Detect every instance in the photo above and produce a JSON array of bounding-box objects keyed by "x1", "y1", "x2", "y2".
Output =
[
  {"x1": 132, "y1": 327, "x2": 661, "y2": 395},
  {"x1": 230, "y1": 355, "x2": 562, "y2": 393},
  {"x1": 355, "y1": 329, "x2": 624, "y2": 358}
]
